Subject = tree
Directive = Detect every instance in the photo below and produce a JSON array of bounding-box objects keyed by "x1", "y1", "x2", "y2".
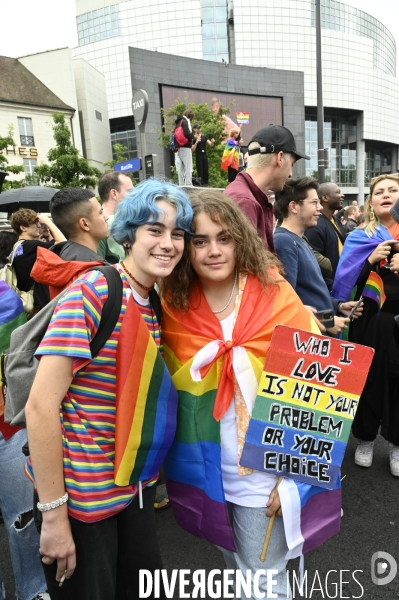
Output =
[
  {"x1": 0, "y1": 125, "x2": 26, "y2": 190},
  {"x1": 34, "y1": 112, "x2": 101, "y2": 188},
  {"x1": 103, "y1": 143, "x2": 129, "y2": 170},
  {"x1": 159, "y1": 96, "x2": 233, "y2": 188}
]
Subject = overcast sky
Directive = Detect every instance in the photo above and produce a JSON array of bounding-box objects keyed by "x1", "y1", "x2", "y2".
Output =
[{"x1": 0, "y1": 0, "x2": 397, "y2": 72}]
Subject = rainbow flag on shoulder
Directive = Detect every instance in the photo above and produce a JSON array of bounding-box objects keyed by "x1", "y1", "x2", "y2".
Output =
[
  {"x1": 0, "y1": 281, "x2": 26, "y2": 355},
  {"x1": 113, "y1": 296, "x2": 178, "y2": 486}
]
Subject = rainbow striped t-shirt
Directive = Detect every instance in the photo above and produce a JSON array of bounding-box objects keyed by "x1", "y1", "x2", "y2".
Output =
[{"x1": 26, "y1": 266, "x2": 159, "y2": 522}]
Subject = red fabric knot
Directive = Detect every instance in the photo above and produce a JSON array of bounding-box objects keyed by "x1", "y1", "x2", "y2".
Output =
[{"x1": 225, "y1": 340, "x2": 233, "y2": 350}]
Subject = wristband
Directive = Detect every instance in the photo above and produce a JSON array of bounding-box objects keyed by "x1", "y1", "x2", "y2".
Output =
[{"x1": 37, "y1": 492, "x2": 68, "y2": 512}]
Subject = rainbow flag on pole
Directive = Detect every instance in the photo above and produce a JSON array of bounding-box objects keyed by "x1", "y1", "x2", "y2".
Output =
[
  {"x1": 113, "y1": 297, "x2": 178, "y2": 486},
  {"x1": 362, "y1": 271, "x2": 386, "y2": 310}
]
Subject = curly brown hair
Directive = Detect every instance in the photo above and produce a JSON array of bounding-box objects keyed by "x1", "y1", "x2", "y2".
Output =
[
  {"x1": 10, "y1": 208, "x2": 37, "y2": 236},
  {"x1": 160, "y1": 189, "x2": 283, "y2": 310}
]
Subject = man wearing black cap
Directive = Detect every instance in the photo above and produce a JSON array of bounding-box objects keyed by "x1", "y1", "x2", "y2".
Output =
[{"x1": 224, "y1": 124, "x2": 309, "y2": 251}]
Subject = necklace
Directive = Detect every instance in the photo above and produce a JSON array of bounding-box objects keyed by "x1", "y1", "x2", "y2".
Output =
[
  {"x1": 212, "y1": 270, "x2": 238, "y2": 314},
  {"x1": 120, "y1": 261, "x2": 154, "y2": 291}
]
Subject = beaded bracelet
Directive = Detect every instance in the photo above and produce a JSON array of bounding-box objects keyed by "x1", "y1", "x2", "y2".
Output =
[{"x1": 37, "y1": 492, "x2": 68, "y2": 512}]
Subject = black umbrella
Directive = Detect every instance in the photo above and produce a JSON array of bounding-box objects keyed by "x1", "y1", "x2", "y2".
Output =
[{"x1": 0, "y1": 186, "x2": 59, "y2": 214}]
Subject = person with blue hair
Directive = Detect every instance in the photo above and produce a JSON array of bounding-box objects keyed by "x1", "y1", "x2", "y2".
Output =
[{"x1": 25, "y1": 178, "x2": 193, "y2": 600}]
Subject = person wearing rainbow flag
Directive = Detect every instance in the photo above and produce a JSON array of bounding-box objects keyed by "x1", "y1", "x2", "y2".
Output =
[
  {"x1": 160, "y1": 190, "x2": 342, "y2": 599},
  {"x1": 332, "y1": 174, "x2": 399, "y2": 476},
  {"x1": 221, "y1": 127, "x2": 242, "y2": 183},
  {"x1": 24, "y1": 179, "x2": 193, "y2": 600}
]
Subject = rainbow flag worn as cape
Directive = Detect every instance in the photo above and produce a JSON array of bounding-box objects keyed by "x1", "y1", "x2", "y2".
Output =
[
  {"x1": 332, "y1": 226, "x2": 392, "y2": 301},
  {"x1": 162, "y1": 272, "x2": 341, "y2": 556},
  {"x1": 221, "y1": 137, "x2": 239, "y2": 172},
  {"x1": 362, "y1": 271, "x2": 386, "y2": 310},
  {"x1": 114, "y1": 296, "x2": 178, "y2": 486},
  {"x1": 0, "y1": 281, "x2": 26, "y2": 355}
]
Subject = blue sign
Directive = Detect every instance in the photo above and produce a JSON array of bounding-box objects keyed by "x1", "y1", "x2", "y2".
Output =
[{"x1": 114, "y1": 158, "x2": 141, "y2": 173}]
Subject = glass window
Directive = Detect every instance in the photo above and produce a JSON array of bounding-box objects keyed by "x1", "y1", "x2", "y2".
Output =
[
  {"x1": 216, "y1": 22, "x2": 227, "y2": 36},
  {"x1": 202, "y1": 23, "x2": 215, "y2": 37},
  {"x1": 217, "y1": 38, "x2": 228, "y2": 52},
  {"x1": 215, "y1": 6, "x2": 226, "y2": 21},
  {"x1": 202, "y1": 7, "x2": 214, "y2": 22},
  {"x1": 217, "y1": 53, "x2": 229, "y2": 62},
  {"x1": 18, "y1": 117, "x2": 33, "y2": 137},
  {"x1": 23, "y1": 158, "x2": 37, "y2": 176},
  {"x1": 201, "y1": 0, "x2": 214, "y2": 5},
  {"x1": 203, "y1": 38, "x2": 216, "y2": 53}
]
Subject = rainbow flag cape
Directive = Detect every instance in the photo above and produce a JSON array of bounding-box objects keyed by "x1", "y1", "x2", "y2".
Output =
[
  {"x1": 0, "y1": 281, "x2": 26, "y2": 355},
  {"x1": 162, "y1": 273, "x2": 340, "y2": 555},
  {"x1": 114, "y1": 296, "x2": 178, "y2": 486},
  {"x1": 362, "y1": 271, "x2": 386, "y2": 310},
  {"x1": 221, "y1": 137, "x2": 239, "y2": 171},
  {"x1": 332, "y1": 226, "x2": 392, "y2": 301}
]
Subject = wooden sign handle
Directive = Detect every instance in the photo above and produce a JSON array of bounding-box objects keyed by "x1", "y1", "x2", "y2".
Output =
[{"x1": 259, "y1": 476, "x2": 283, "y2": 562}]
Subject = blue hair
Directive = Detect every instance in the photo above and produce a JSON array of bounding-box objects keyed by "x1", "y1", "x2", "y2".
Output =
[{"x1": 110, "y1": 178, "x2": 193, "y2": 245}]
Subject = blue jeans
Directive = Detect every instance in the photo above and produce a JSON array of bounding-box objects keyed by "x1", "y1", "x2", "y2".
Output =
[
  {"x1": 0, "y1": 429, "x2": 47, "y2": 600},
  {"x1": 220, "y1": 502, "x2": 292, "y2": 600}
]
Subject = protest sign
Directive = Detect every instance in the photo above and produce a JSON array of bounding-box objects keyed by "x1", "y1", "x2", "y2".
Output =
[
  {"x1": 236, "y1": 112, "x2": 249, "y2": 124},
  {"x1": 240, "y1": 326, "x2": 374, "y2": 489}
]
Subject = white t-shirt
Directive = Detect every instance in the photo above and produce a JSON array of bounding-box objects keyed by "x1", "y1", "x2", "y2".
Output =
[{"x1": 220, "y1": 311, "x2": 278, "y2": 507}]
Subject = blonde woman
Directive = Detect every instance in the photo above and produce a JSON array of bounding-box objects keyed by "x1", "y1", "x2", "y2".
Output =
[{"x1": 332, "y1": 175, "x2": 399, "y2": 475}]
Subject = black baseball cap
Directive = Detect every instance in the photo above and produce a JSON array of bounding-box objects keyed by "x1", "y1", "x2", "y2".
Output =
[{"x1": 248, "y1": 125, "x2": 310, "y2": 160}]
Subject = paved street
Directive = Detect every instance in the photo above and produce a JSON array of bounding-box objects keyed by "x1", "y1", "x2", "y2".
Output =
[{"x1": 1, "y1": 433, "x2": 398, "y2": 599}]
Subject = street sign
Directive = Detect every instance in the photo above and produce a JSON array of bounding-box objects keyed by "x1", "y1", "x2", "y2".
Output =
[
  {"x1": 132, "y1": 90, "x2": 149, "y2": 128},
  {"x1": 114, "y1": 158, "x2": 141, "y2": 173}
]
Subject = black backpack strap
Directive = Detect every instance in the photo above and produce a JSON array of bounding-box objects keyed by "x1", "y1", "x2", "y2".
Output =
[
  {"x1": 149, "y1": 288, "x2": 163, "y2": 325},
  {"x1": 86, "y1": 266, "x2": 123, "y2": 358}
]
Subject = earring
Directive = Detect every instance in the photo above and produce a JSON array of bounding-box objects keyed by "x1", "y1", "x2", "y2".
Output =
[{"x1": 370, "y1": 207, "x2": 375, "y2": 221}]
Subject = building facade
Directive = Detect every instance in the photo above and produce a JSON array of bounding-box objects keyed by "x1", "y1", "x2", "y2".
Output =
[
  {"x1": 0, "y1": 49, "x2": 111, "y2": 187},
  {"x1": 73, "y1": 0, "x2": 399, "y2": 200}
]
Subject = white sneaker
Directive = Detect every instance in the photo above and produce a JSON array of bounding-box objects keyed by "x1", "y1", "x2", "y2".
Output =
[
  {"x1": 34, "y1": 593, "x2": 51, "y2": 600},
  {"x1": 354, "y1": 440, "x2": 374, "y2": 467},
  {"x1": 389, "y1": 444, "x2": 399, "y2": 477}
]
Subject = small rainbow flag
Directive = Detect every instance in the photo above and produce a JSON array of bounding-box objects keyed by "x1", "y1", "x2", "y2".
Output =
[
  {"x1": 0, "y1": 281, "x2": 26, "y2": 355},
  {"x1": 113, "y1": 297, "x2": 178, "y2": 486},
  {"x1": 362, "y1": 271, "x2": 386, "y2": 310}
]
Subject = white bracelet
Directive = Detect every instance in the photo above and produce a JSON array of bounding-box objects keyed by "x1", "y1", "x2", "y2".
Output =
[{"x1": 37, "y1": 492, "x2": 68, "y2": 512}]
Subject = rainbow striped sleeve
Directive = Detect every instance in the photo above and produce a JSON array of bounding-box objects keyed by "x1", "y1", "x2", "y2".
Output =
[{"x1": 37, "y1": 272, "x2": 106, "y2": 362}]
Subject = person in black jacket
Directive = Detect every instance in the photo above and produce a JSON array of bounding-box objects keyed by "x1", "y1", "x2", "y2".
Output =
[
  {"x1": 305, "y1": 182, "x2": 346, "y2": 290},
  {"x1": 344, "y1": 205, "x2": 359, "y2": 234},
  {"x1": 10, "y1": 208, "x2": 66, "y2": 311},
  {"x1": 174, "y1": 109, "x2": 195, "y2": 186},
  {"x1": 191, "y1": 124, "x2": 215, "y2": 186}
]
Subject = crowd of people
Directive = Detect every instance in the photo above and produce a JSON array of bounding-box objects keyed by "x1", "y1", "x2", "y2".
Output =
[{"x1": 1, "y1": 125, "x2": 398, "y2": 599}]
